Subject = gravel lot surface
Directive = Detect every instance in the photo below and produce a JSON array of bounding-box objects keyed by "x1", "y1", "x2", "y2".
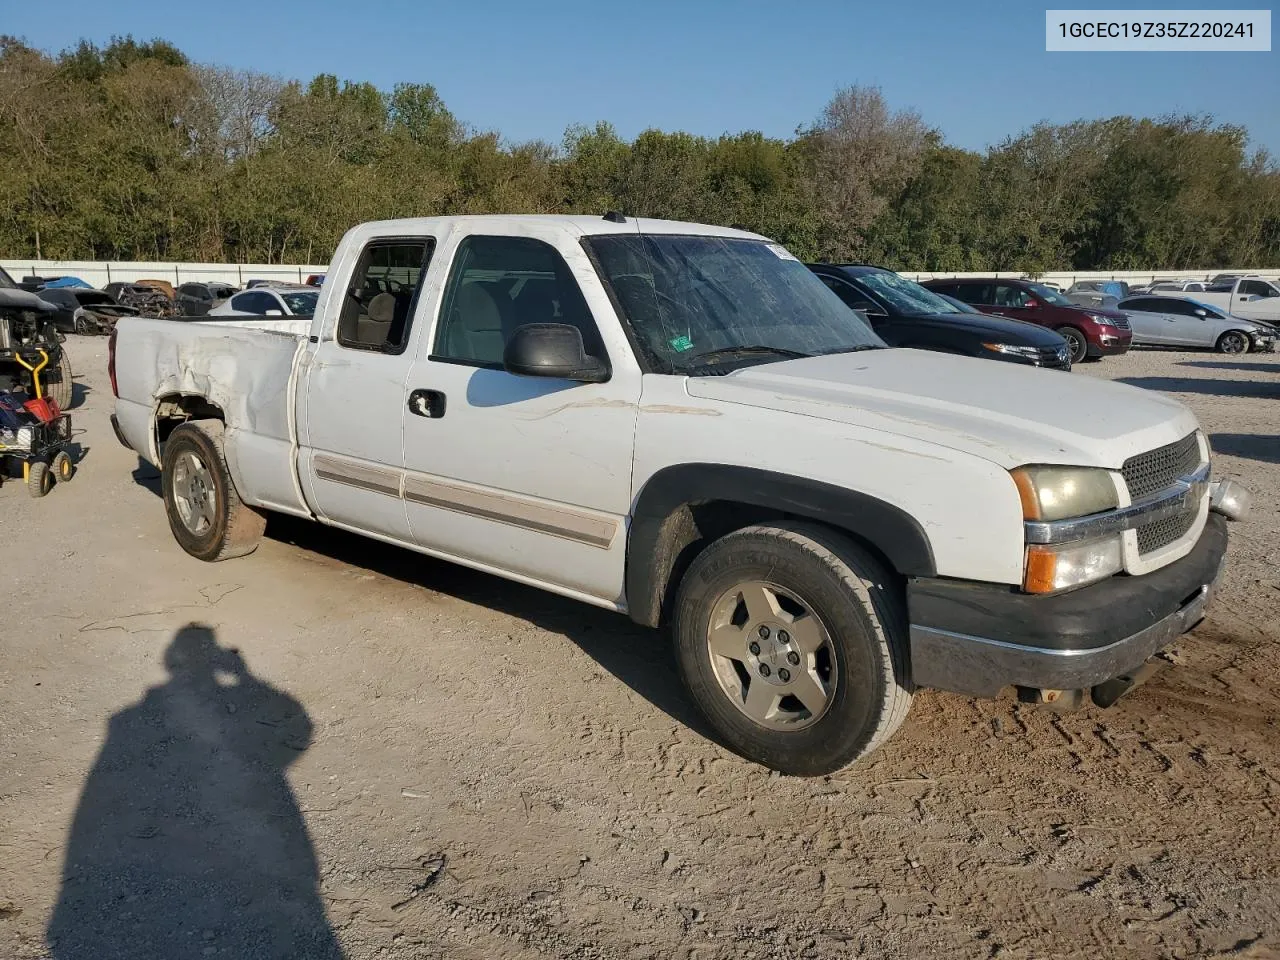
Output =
[{"x1": 1, "y1": 338, "x2": 1278, "y2": 959}]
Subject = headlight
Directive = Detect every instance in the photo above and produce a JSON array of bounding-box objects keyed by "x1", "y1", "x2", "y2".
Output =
[
  {"x1": 982, "y1": 342, "x2": 1040, "y2": 358},
  {"x1": 1087, "y1": 313, "x2": 1117, "y2": 327},
  {"x1": 1010, "y1": 466, "x2": 1119, "y2": 521},
  {"x1": 1025, "y1": 536, "x2": 1124, "y2": 593}
]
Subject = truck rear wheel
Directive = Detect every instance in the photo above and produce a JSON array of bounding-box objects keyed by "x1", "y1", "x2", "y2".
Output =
[
  {"x1": 672, "y1": 522, "x2": 913, "y2": 776},
  {"x1": 161, "y1": 420, "x2": 265, "y2": 562}
]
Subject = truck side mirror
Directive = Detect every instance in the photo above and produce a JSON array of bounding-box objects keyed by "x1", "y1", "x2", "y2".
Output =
[{"x1": 504, "y1": 323, "x2": 610, "y2": 383}]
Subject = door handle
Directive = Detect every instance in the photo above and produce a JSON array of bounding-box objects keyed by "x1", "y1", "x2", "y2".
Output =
[{"x1": 408, "y1": 389, "x2": 446, "y2": 418}]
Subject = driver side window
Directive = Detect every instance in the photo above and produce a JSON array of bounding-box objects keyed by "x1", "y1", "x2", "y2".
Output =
[
  {"x1": 818, "y1": 276, "x2": 878, "y2": 313},
  {"x1": 432, "y1": 235, "x2": 606, "y2": 369}
]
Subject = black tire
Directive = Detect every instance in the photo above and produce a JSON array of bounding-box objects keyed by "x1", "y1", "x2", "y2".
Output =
[
  {"x1": 28, "y1": 461, "x2": 52, "y2": 498},
  {"x1": 39, "y1": 351, "x2": 73, "y2": 411},
  {"x1": 672, "y1": 521, "x2": 913, "y2": 776},
  {"x1": 161, "y1": 420, "x2": 265, "y2": 562},
  {"x1": 1058, "y1": 327, "x2": 1089, "y2": 364},
  {"x1": 1216, "y1": 331, "x2": 1250, "y2": 355}
]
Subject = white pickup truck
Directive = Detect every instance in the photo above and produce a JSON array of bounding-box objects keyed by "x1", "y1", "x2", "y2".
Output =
[
  {"x1": 1195, "y1": 275, "x2": 1280, "y2": 325},
  {"x1": 110, "y1": 215, "x2": 1249, "y2": 775}
]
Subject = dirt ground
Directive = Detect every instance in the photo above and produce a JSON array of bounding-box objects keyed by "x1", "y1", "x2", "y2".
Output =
[{"x1": 1, "y1": 337, "x2": 1278, "y2": 960}]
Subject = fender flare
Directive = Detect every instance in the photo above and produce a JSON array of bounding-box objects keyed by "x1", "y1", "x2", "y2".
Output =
[{"x1": 625, "y1": 463, "x2": 936, "y2": 627}]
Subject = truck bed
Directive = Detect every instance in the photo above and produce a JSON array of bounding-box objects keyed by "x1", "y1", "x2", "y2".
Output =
[{"x1": 112, "y1": 316, "x2": 311, "y2": 516}]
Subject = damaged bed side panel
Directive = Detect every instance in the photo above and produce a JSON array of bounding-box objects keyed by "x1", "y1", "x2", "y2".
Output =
[{"x1": 113, "y1": 317, "x2": 311, "y2": 517}]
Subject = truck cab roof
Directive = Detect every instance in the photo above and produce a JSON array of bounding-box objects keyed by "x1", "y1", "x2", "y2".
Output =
[{"x1": 350, "y1": 214, "x2": 769, "y2": 242}]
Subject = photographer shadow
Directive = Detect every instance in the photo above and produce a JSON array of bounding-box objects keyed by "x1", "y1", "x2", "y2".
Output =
[{"x1": 47, "y1": 624, "x2": 342, "y2": 960}]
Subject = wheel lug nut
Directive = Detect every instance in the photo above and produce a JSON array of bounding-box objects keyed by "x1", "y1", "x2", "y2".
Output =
[
  {"x1": 778, "y1": 668, "x2": 790, "y2": 682},
  {"x1": 787, "y1": 651, "x2": 800, "y2": 666},
  {"x1": 748, "y1": 641, "x2": 761, "y2": 656},
  {"x1": 778, "y1": 630, "x2": 790, "y2": 644},
  {"x1": 758, "y1": 625, "x2": 770, "y2": 640},
  {"x1": 759, "y1": 664, "x2": 771, "y2": 677}
]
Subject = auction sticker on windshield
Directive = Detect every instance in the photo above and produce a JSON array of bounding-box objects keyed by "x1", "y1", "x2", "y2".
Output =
[
  {"x1": 1046, "y1": 9, "x2": 1271, "y2": 50},
  {"x1": 767, "y1": 243, "x2": 799, "y2": 261}
]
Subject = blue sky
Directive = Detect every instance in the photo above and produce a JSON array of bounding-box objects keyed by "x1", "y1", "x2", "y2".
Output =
[{"x1": 8, "y1": 0, "x2": 1279, "y2": 154}]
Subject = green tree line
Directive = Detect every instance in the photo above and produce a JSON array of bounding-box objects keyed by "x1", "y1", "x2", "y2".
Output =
[{"x1": 2, "y1": 35, "x2": 1277, "y2": 270}]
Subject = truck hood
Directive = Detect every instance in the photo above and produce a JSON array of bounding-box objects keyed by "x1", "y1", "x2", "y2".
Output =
[{"x1": 685, "y1": 349, "x2": 1198, "y2": 470}]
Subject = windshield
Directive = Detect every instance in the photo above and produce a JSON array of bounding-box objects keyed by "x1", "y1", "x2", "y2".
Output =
[
  {"x1": 585, "y1": 235, "x2": 884, "y2": 373},
  {"x1": 1027, "y1": 283, "x2": 1074, "y2": 306},
  {"x1": 281, "y1": 291, "x2": 319, "y2": 315},
  {"x1": 853, "y1": 271, "x2": 963, "y2": 316}
]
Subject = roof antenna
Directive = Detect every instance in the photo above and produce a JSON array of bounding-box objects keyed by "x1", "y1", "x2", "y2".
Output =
[{"x1": 602, "y1": 211, "x2": 627, "y2": 223}]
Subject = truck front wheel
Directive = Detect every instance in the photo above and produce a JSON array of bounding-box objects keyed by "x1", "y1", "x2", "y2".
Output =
[
  {"x1": 161, "y1": 421, "x2": 265, "y2": 562},
  {"x1": 672, "y1": 522, "x2": 913, "y2": 776}
]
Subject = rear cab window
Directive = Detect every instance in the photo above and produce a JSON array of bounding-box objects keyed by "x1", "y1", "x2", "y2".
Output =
[{"x1": 337, "y1": 239, "x2": 435, "y2": 353}]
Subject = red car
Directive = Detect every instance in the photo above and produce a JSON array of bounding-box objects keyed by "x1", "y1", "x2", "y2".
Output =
[{"x1": 922, "y1": 278, "x2": 1132, "y2": 364}]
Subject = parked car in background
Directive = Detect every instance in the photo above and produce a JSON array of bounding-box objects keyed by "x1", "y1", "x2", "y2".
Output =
[
  {"x1": 1118, "y1": 295, "x2": 1276, "y2": 354},
  {"x1": 1193, "y1": 276, "x2": 1280, "y2": 325},
  {"x1": 1066, "y1": 280, "x2": 1130, "y2": 309},
  {"x1": 206, "y1": 286, "x2": 319, "y2": 318},
  {"x1": 1210, "y1": 273, "x2": 1246, "y2": 287},
  {"x1": 36, "y1": 287, "x2": 140, "y2": 335},
  {"x1": 809, "y1": 264, "x2": 1072, "y2": 369},
  {"x1": 305, "y1": 274, "x2": 325, "y2": 286},
  {"x1": 176, "y1": 282, "x2": 239, "y2": 316},
  {"x1": 102, "y1": 282, "x2": 178, "y2": 318},
  {"x1": 923, "y1": 278, "x2": 1132, "y2": 363},
  {"x1": 136, "y1": 279, "x2": 177, "y2": 301},
  {"x1": 1143, "y1": 280, "x2": 1209, "y2": 294},
  {"x1": 244, "y1": 279, "x2": 276, "y2": 289}
]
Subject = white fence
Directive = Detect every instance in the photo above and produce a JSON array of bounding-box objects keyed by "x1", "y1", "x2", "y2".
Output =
[
  {"x1": 0, "y1": 259, "x2": 327, "y2": 289},
  {"x1": 2, "y1": 258, "x2": 1276, "y2": 291}
]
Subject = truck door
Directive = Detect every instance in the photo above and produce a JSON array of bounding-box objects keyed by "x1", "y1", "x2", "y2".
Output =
[
  {"x1": 401, "y1": 231, "x2": 640, "y2": 604},
  {"x1": 300, "y1": 236, "x2": 435, "y2": 541}
]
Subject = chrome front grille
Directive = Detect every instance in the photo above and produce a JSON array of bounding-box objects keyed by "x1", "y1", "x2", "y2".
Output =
[
  {"x1": 1111, "y1": 315, "x2": 1130, "y2": 330},
  {"x1": 1122, "y1": 433, "x2": 1201, "y2": 501},
  {"x1": 1136, "y1": 509, "x2": 1198, "y2": 555}
]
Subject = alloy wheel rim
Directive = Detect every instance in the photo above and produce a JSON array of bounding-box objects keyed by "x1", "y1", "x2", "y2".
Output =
[
  {"x1": 706, "y1": 580, "x2": 838, "y2": 730},
  {"x1": 172, "y1": 450, "x2": 216, "y2": 535}
]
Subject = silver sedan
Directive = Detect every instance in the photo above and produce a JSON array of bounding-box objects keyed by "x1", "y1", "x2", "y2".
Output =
[{"x1": 1117, "y1": 295, "x2": 1275, "y2": 354}]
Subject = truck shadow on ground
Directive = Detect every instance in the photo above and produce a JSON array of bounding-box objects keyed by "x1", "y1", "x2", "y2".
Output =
[
  {"x1": 47, "y1": 624, "x2": 343, "y2": 960},
  {"x1": 1208, "y1": 433, "x2": 1280, "y2": 465},
  {"x1": 1117, "y1": 376, "x2": 1279, "y2": 399},
  {"x1": 265, "y1": 514, "x2": 719, "y2": 744},
  {"x1": 132, "y1": 458, "x2": 161, "y2": 495}
]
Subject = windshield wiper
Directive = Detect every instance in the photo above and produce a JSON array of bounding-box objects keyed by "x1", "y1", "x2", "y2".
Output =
[{"x1": 684, "y1": 345, "x2": 811, "y2": 366}]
